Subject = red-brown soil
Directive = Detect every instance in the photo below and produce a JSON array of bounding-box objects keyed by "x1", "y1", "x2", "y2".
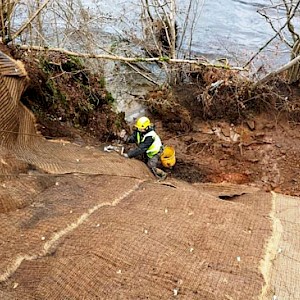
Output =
[
  {"x1": 143, "y1": 70, "x2": 300, "y2": 196},
  {"x1": 159, "y1": 115, "x2": 300, "y2": 196},
  {"x1": 11, "y1": 47, "x2": 300, "y2": 196}
]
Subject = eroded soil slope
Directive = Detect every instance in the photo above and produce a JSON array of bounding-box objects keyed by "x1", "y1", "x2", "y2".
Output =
[
  {"x1": 0, "y1": 45, "x2": 299, "y2": 300},
  {"x1": 160, "y1": 115, "x2": 300, "y2": 196},
  {"x1": 144, "y1": 69, "x2": 300, "y2": 196},
  {"x1": 10, "y1": 46, "x2": 300, "y2": 196}
]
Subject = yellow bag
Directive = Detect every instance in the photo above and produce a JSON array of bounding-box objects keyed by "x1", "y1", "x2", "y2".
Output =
[{"x1": 161, "y1": 146, "x2": 176, "y2": 168}]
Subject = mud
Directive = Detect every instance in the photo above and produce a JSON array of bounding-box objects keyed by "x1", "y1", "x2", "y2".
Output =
[
  {"x1": 159, "y1": 116, "x2": 300, "y2": 196},
  {"x1": 11, "y1": 46, "x2": 300, "y2": 195}
]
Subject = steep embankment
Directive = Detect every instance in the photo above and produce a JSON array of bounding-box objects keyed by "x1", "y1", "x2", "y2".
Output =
[
  {"x1": 1, "y1": 130, "x2": 299, "y2": 299},
  {"x1": 1, "y1": 48, "x2": 300, "y2": 300}
]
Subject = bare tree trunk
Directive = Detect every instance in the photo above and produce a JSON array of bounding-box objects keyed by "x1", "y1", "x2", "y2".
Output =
[
  {"x1": 18, "y1": 44, "x2": 244, "y2": 70},
  {"x1": 169, "y1": 0, "x2": 176, "y2": 59},
  {"x1": 287, "y1": 39, "x2": 300, "y2": 84},
  {"x1": 168, "y1": 0, "x2": 177, "y2": 85},
  {"x1": 0, "y1": 0, "x2": 16, "y2": 42},
  {"x1": 0, "y1": 1, "x2": 6, "y2": 41}
]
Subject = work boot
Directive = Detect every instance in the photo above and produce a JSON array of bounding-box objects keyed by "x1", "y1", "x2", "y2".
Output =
[
  {"x1": 158, "y1": 172, "x2": 167, "y2": 181},
  {"x1": 152, "y1": 167, "x2": 167, "y2": 181}
]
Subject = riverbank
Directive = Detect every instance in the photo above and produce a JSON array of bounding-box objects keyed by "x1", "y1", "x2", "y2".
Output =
[
  {"x1": 1, "y1": 44, "x2": 300, "y2": 300},
  {"x1": 6, "y1": 44, "x2": 300, "y2": 196}
]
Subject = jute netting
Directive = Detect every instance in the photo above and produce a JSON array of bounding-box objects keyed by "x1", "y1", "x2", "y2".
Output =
[{"x1": 0, "y1": 50, "x2": 299, "y2": 300}]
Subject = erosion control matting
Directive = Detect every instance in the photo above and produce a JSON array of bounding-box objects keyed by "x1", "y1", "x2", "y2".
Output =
[
  {"x1": 1, "y1": 176, "x2": 271, "y2": 300},
  {"x1": 1, "y1": 49, "x2": 300, "y2": 299},
  {"x1": 266, "y1": 193, "x2": 300, "y2": 300}
]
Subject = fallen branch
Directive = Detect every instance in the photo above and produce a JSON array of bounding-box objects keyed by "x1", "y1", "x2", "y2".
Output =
[
  {"x1": 254, "y1": 54, "x2": 300, "y2": 87},
  {"x1": 125, "y1": 62, "x2": 159, "y2": 85},
  {"x1": 17, "y1": 44, "x2": 245, "y2": 71}
]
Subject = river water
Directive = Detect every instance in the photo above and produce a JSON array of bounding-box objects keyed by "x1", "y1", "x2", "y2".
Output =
[
  {"x1": 86, "y1": 0, "x2": 298, "y2": 122},
  {"x1": 82, "y1": 0, "x2": 295, "y2": 121},
  {"x1": 92, "y1": 0, "x2": 293, "y2": 67}
]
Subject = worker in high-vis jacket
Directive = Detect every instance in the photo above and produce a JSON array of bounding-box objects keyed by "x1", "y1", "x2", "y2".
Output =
[{"x1": 122, "y1": 116, "x2": 167, "y2": 180}]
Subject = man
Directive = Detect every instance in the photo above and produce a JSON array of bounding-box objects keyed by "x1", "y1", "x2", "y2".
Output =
[{"x1": 122, "y1": 116, "x2": 167, "y2": 180}]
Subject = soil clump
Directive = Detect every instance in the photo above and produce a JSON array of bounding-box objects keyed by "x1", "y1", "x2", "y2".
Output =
[{"x1": 13, "y1": 49, "x2": 128, "y2": 144}]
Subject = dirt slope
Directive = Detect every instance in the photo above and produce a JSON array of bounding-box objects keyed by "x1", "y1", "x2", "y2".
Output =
[
  {"x1": 160, "y1": 114, "x2": 300, "y2": 196},
  {"x1": 1, "y1": 46, "x2": 300, "y2": 300},
  {"x1": 0, "y1": 47, "x2": 272, "y2": 299}
]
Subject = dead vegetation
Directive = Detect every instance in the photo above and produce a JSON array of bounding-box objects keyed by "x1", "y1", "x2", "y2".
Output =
[
  {"x1": 145, "y1": 65, "x2": 300, "y2": 133},
  {"x1": 13, "y1": 49, "x2": 128, "y2": 141}
]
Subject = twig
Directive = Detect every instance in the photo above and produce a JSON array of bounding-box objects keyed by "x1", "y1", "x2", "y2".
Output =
[
  {"x1": 244, "y1": 0, "x2": 300, "y2": 68},
  {"x1": 125, "y1": 62, "x2": 159, "y2": 85},
  {"x1": 258, "y1": 9, "x2": 291, "y2": 48},
  {"x1": 9, "y1": 0, "x2": 52, "y2": 42}
]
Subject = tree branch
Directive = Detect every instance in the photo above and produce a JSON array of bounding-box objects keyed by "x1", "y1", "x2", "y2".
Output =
[
  {"x1": 244, "y1": 0, "x2": 300, "y2": 68},
  {"x1": 9, "y1": 0, "x2": 52, "y2": 42},
  {"x1": 254, "y1": 54, "x2": 300, "y2": 87},
  {"x1": 17, "y1": 44, "x2": 245, "y2": 70}
]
